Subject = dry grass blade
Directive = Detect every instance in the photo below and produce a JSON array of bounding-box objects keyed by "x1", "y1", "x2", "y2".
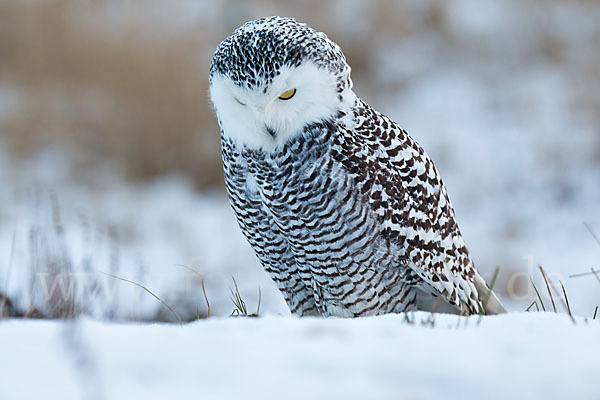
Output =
[
  {"x1": 477, "y1": 266, "x2": 500, "y2": 325},
  {"x1": 530, "y1": 277, "x2": 546, "y2": 312},
  {"x1": 230, "y1": 277, "x2": 247, "y2": 316},
  {"x1": 255, "y1": 287, "x2": 262, "y2": 316},
  {"x1": 525, "y1": 301, "x2": 540, "y2": 312},
  {"x1": 568, "y1": 268, "x2": 600, "y2": 279},
  {"x1": 559, "y1": 280, "x2": 572, "y2": 317},
  {"x1": 177, "y1": 264, "x2": 210, "y2": 318},
  {"x1": 559, "y1": 280, "x2": 575, "y2": 324},
  {"x1": 483, "y1": 267, "x2": 500, "y2": 313},
  {"x1": 0, "y1": 231, "x2": 17, "y2": 318},
  {"x1": 229, "y1": 278, "x2": 261, "y2": 317},
  {"x1": 102, "y1": 272, "x2": 182, "y2": 326},
  {"x1": 455, "y1": 309, "x2": 470, "y2": 329},
  {"x1": 583, "y1": 222, "x2": 600, "y2": 248},
  {"x1": 0, "y1": 293, "x2": 16, "y2": 318},
  {"x1": 177, "y1": 264, "x2": 202, "y2": 277},
  {"x1": 421, "y1": 313, "x2": 436, "y2": 328},
  {"x1": 202, "y1": 280, "x2": 211, "y2": 318},
  {"x1": 539, "y1": 265, "x2": 557, "y2": 313},
  {"x1": 591, "y1": 268, "x2": 600, "y2": 285}
]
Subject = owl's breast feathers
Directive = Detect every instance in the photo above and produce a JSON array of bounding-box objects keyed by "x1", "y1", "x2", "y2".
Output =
[{"x1": 221, "y1": 100, "x2": 505, "y2": 315}]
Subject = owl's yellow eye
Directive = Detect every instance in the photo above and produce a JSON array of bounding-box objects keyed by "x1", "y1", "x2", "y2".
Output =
[{"x1": 278, "y1": 88, "x2": 296, "y2": 100}]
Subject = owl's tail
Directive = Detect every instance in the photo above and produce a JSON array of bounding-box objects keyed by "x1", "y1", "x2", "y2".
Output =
[{"x1": 474, "y1": 274, "x2": 507, "y2": 315}]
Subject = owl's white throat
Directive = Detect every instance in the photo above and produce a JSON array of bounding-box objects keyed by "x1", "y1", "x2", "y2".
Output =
[{"x1": 210, "y1": 62, "x2": 356, "y2": 151}]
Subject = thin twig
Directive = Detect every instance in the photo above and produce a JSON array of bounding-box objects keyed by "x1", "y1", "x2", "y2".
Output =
[
  {"x1": 593, "y1": 306, "x2": 598, "y2": 320},
  {"x1": 539, "y1": 265, "x2": 557, "y2": 313},
  {"x1": 102, "y1": 272, "x2": 182, "y2": 326}
]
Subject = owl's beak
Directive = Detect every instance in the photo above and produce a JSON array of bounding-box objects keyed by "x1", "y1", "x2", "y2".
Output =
[{"x1": 264, "y1": 124, "x2": 277, "y2": 138}]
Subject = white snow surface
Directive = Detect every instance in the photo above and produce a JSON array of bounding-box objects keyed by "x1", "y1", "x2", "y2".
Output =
[
  {"x1": 0, "y1": 0, "x2": 599, "y2": 317},
  {"x1": 0, "y1": 312, "x2": 598, "y2": 400}
]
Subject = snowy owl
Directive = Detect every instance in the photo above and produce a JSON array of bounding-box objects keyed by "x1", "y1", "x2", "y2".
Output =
[{"x1": 209, "y1": 17, "x2": 506, "y2": 316}]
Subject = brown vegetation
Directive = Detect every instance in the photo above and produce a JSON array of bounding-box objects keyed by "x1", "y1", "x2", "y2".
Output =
[
  {"x1": 0, "y1": 0, "x2": 222, "y2": 186},
  {"x1": 0, "y1": 0, "x2": 598, "y2": 187}
]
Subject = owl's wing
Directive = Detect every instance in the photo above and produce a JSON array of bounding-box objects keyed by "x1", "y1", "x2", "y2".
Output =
[{"x1": 332, "y1": 102, "x2": 505, "y2": 315}]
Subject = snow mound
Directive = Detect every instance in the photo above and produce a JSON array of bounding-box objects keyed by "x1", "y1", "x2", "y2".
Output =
[{"x1": 0, "y1": 312, "x2": 598, "y2": 400}]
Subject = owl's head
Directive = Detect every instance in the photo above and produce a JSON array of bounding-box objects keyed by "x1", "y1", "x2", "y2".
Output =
[{"x1": 209, "y1": 17, "x2": 356, "y2": 151}]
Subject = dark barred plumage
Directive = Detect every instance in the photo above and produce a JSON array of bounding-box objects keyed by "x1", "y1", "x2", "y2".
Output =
[{"x1": 210, "y1": 16, "x2": 506, "y2": 316}]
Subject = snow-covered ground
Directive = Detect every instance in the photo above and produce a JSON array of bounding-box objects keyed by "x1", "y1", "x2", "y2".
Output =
[
  {"x1": 2, "y1": 0, "x2": 599, "y2": 319},
  {"x1": 1, "y1": 312, "x2": 598, "y2": 400}
]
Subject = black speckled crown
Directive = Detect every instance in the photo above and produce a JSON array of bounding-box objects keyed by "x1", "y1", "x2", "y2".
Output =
[{"x1": 209, "y1": 16, "x2": 352, "y2": 94}]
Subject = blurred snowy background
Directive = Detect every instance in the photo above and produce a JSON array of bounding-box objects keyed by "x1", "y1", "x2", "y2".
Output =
[{"x1": 1, "y1": 0, "x2": 599, "y2": 321}]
